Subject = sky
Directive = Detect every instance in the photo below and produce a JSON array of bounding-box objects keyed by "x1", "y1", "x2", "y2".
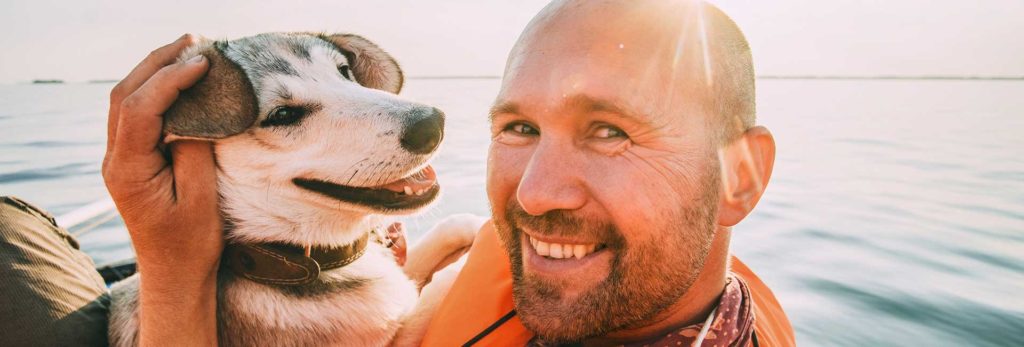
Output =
[{"x1": 1, "y1": 0, "x2": 1022, "y2": 83}]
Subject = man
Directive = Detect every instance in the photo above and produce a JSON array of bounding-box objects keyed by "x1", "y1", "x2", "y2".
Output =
[
  {"x1": 0, "y1": 0, "x2": 792, "y2": 346},
  {"x1": 418, "y1": 1, "x2": 792, "y2": 346}
]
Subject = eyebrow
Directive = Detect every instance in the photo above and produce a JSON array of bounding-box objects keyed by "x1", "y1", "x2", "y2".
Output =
[
  {"x1": 489, "y1": 94, "x2": 652, "y2": 128},
  {"x1": 488, "y1": 101, "x2": 518, "y2": 122}
]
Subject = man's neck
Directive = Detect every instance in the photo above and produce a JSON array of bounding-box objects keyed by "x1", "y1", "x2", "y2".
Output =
[{"x1": 585, "y1": 226, "x2": 732, "y2": 346}]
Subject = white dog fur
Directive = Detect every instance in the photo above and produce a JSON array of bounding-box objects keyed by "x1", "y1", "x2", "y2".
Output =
[{"x1": 107, "y1": 32, "x2": 479, "y2": 347}]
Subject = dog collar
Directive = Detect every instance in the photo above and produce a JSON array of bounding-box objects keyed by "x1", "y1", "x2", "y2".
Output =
[{"x1": 223, "y1": 233, "x2": 371, "y2": 287}]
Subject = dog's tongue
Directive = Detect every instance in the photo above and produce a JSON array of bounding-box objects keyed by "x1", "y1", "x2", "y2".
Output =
[{"x1": 380, "y1": 165, "x2": 436, "y2": 193}]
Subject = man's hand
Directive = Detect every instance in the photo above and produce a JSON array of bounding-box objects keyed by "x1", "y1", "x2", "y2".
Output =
[
  {"x1": 386, "y1": 222, "x2": 408, "y2": 266},
  {"x1": 102, "y1": 33, "x2": 221, "y2": 346}
]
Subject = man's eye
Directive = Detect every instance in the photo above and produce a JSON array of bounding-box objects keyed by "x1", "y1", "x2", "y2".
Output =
[
  {"x1": 594, "y1": 125, "x2": 627, "y2": 139},
  {"x1": 261, "y1": 106, "x2": 309, "y2": 127},
  {"x1": 505, "y1": 122, "x2": 539, "y2": 135},
  {"x1": 338, "y1": 65, "x2": 353, "y2": 80}
]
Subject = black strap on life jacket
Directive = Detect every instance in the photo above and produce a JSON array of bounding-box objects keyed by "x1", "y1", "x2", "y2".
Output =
[
  {"x1": 464, "y1": 310, "x2": 762, "y2": 347},
  {"x1": 463, "y1": 309, "x2": 518, "y2": 346}
]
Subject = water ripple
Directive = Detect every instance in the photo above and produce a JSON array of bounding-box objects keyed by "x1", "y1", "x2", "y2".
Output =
[
  {"x1": 0, "y1": 140, "x2": 103, "y2": 148},
  {"x1": 0, "y1": 163, "x2": 98, "y2": 184},
  {"x1": 805, "y1": 278, "x2": 1024, "y2": 346}
]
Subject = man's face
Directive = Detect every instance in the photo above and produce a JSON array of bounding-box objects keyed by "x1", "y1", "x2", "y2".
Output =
[{"x1": 487, "y1": 4, "x2": 725, "y2": 342}]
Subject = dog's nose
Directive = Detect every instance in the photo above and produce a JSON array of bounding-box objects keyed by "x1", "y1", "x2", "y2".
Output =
[{"x1": 401, "y1": 107, "x2": 445, "y2": 154}]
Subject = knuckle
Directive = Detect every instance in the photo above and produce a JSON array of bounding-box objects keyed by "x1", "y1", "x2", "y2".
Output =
[
  {"x1": 101, "y1": 166, "x2": 118, "y2": 185},
  {"x1": 110, "y1": 82, "x2": 128, "y2": 101},
  {"x1": 146, "y1": 48, "x2": 162, "y2": 60},
  {"x1": 101, "y1": 160, "x2": 119, "y2": 179}
]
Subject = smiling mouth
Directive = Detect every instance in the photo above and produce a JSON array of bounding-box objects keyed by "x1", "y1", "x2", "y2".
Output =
[
  {"x1": 527, "y1": 235, "x2": 608, "y2": 260},
  {"x1": 293, "y1": 165, "x2": 439, "y2": 211}
]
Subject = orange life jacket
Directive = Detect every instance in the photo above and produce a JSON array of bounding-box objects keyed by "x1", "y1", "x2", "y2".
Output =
[{"x1": 421, "y1": 222, "x2": 796, "y2": 347}]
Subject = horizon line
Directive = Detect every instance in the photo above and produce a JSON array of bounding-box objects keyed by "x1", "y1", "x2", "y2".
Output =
[
  {"x1": 407, "y1": 75, "x2": 1024, "y2": 81},
  {"x1": 7, "y1": 75, "x2": 1024, "y2": 84}
]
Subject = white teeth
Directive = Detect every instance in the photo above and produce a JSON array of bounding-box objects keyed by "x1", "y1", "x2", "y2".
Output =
[
  {"x1": 536, "y1": 240, "x2": 550, "y2": 256},
  {"x1": 529, "y1": 236, "x2": 597, "y2": 260},
  {"x1": 415, "y1": 189, "x2": 425, "y2": 196},
  {"x1": 403, "y1": 186, "x2": 413, "y2": 195},
  {"x1": 549, "y1": 243, "x2": 563, "y2": 258}
]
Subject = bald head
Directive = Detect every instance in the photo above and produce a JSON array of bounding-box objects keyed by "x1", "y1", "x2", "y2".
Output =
[{"x1": 504, "y1": 0, "x2": 755, "y2": 143}]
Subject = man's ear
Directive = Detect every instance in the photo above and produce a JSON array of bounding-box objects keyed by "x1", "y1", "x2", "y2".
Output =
[
  {"x1": 717, "y1": 126, "x2": 776, "y2": 227},
  {"x1": 318, "y1": 33, "x2": 404, "y2": 94},
  {"x1": 164, "y1": 40, "x2": 258, "y2": 141}
]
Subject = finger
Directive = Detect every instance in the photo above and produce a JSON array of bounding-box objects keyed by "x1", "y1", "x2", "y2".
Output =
[
  {"x1": 108, "y1": 34, "x2": 200, "y2": 153},
  {"x1": 386, "y1": 222, "x2": 408, "y2": 266},
  {"x1": 170, "y1": 141, "x2": 218, "y2": 210},
  {"x1": 392, "y1": 232, "x2": 408, "y2": 267},
  {"x1": 114, "y1": 56, "x2": 209, "y2": 166},
  {"x1": 387, "y1": 222, "x2": 404, "y2": 236},
  {"x1": 386, "y1": 222, "x2": 405, "y2": 247}
]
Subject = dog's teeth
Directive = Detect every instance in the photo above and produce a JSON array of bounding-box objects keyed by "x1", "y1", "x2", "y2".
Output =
[
  {"x1": 415, "y1": 189, "x2": 424, "y2": 196},
  {"x1": 403, "y1": 186, "x2": 413, "y2": 195}
]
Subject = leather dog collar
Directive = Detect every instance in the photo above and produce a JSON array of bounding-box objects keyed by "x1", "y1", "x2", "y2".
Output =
[{"x1": 223, "y1": 233, "x2": 370, "y2": 286}]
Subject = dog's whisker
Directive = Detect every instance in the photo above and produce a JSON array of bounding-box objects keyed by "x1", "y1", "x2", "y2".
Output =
[{"x1": 346, "y1": 169, "x2": 360, "y2": 186}]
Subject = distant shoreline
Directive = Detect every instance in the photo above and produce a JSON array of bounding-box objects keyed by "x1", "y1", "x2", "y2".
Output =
[
  {"x1": 407, "y1": 75, "x2": 1024, "y2": 81},
  {"x1": 757, "y1": 75, "x2": 1024, "y2": 81},
  {"x1": 6, "y1": 75, "x2": 1024, "y2": 85}
]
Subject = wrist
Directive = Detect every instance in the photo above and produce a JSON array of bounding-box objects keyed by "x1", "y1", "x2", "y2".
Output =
[
  {"x1": 137, "y1": 267, "x2": 220, "y2": 346},
  {"x1": 136, "y1": 257, "x2": 219, "y2": 297}
]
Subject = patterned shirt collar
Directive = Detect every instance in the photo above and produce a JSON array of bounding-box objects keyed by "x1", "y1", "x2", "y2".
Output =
[{"x1": 529, "y1": 274, "x2": 755, "y2": 347}]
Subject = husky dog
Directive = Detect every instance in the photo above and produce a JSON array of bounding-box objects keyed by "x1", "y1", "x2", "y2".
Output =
[{"x1": 107, "y1": 32, "x2": 479, "y2": 346}]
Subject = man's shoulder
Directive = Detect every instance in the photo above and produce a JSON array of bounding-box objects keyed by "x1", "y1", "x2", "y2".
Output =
[{"x1": 730, "y1": 256, "x2": 796, "y2": 347}]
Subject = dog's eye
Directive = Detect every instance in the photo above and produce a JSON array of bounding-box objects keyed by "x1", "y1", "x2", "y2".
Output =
[
  {"x1": 338, "y1": 65, "x2": 353, "y2": 80},
  {"x1": 261, "y1": 106, "x2": 308, "y2": 127}
]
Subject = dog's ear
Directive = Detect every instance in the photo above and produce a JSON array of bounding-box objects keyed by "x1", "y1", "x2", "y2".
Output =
[
  {"x1": 164, "y1": 41, "x2": 258, "y2": 140},
  {"x1": 319, "y1": 34, "x2": 404, "y2": 94}
]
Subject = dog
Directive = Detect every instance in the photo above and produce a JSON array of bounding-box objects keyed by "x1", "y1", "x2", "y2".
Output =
[{"x1": 107, "y1": 32, "x2": 481, "y2": 346}]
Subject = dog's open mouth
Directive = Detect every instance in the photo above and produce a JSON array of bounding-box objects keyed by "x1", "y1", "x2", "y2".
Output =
[{"x1": 293, "y1": 166, "x2": 440, "y2": 211}]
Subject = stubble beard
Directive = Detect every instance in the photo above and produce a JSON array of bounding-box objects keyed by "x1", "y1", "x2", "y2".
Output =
[{"x1": 493, "y1": 166, "x2": 721, "y2": 344}]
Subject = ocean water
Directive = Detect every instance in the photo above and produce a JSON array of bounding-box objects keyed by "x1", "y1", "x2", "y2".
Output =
[{"x1": 0, "y1": 78, "x2": 1021, "y2": 346}]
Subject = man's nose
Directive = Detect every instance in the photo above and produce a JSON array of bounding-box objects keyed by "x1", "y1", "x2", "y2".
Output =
[
  {"x1": 401, "y1": 107, "x2": 445, "y2": 154},
  {"x1": 516, "y1": 141, "x2": 587, "y2": 215}
]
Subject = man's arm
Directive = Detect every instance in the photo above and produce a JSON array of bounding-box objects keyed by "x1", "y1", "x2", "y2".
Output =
[{"x1": 103, "y1": 33, "x2": 222, "y2": 346}]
